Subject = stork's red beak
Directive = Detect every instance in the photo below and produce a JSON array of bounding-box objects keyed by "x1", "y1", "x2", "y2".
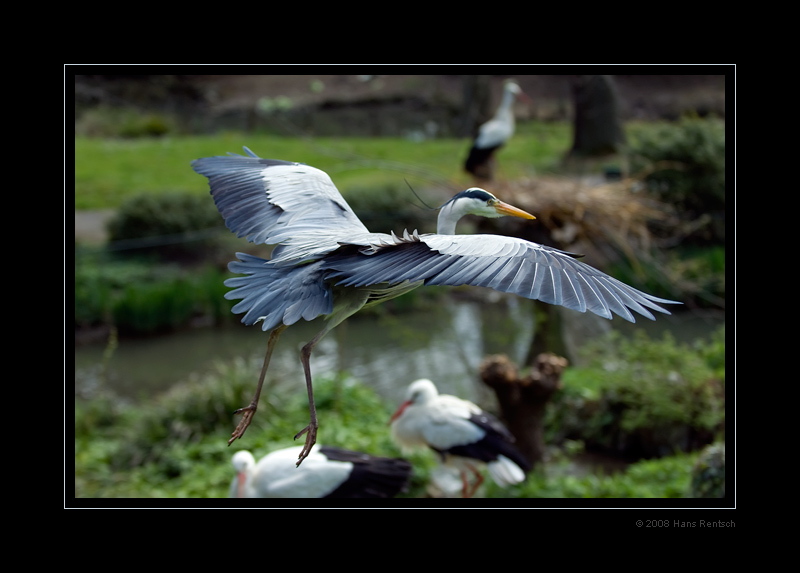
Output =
[{"x1": 390, "y1": 400, "x2": 411, "y2": 424}]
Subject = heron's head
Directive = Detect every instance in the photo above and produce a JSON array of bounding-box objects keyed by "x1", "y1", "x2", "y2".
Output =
[{"x1": 443, "y1": 188, "x2": 536, "y2": 221}]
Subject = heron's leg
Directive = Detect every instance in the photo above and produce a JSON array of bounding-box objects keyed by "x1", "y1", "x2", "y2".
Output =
[
  {"x1": 228, "y1": 324, "x2": 288, "y2": 446},
  {"x1": 293, "y1": 286, "x2": 370, "y2": 466},
  {"x1": 293, "y1": 327, "x2": 329, "y2": 466}
]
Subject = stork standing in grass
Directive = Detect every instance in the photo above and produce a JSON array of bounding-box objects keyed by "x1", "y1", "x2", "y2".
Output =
[
  {"x1": 390, "y1": 378, "x2": 530, "y2": 497},
  {"x1": 191, "y1": 147, "x2": 679, "y2": 467},
  {"x1": 464, "y1": 79, "x2": 530, "y2": 181}
]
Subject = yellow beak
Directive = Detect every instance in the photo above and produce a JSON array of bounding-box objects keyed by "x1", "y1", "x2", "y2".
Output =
[{"x1": 494, "y1": 200, "x2": 536, "y2": 220}]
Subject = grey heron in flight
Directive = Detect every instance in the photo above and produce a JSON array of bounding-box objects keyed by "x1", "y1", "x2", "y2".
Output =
[{"x1": 192, "y1": 147, "x2": 679, "y2": 467}]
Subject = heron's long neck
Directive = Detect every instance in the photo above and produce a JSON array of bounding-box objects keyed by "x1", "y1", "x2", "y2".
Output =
[{"x1": 437, "y1": 201, "x2": 466, "y2": 235}]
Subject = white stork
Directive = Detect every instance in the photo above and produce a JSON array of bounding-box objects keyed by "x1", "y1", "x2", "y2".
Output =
[
  {"x1": 230, "y1": 445, "x2": 412, "y2": 498},
  {"x1": 390, "y1": 378, "x2": 530, "y2": 498},
  {"x1": 464, "y1": 79, "x2": 529, "y2": 181}
]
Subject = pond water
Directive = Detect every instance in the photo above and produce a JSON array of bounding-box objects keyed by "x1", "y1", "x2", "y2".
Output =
[{"x1": 73, "y1": 292, "x2": 725, "y2": 411}]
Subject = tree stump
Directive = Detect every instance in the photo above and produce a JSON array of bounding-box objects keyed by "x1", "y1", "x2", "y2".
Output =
[{"x1": 479, "y1": 353, "x2": 568, "y2": 468}]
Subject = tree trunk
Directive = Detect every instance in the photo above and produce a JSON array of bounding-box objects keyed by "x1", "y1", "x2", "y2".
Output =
[
  {"x1": 479, "y1": 352, "x2": 568, "y2": 468},
  {"x1": 569, "y1": 75, "x2": 626, "y2": 157},
  {"x1": 460, "y1": 75, "x2": 492, "y2": 137},
  {"x1": 525, "y1": 302, "x2": 569, "y2": 366}
]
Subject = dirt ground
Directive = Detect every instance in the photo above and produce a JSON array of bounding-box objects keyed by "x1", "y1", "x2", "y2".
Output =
[{"x1": 74, "y1": 209, "x2": 115, "y2": 244}]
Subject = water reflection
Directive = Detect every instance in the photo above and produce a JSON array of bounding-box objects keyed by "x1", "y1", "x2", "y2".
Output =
[{"x1": 74, "y1": 294, "x2": 723, "y2": 410}]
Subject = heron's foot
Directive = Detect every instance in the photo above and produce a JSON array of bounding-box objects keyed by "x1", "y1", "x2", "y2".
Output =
[
  {"x1": 293, "y1": 421, "x2": 318, "y2": 467},
  {"x1": 228, "y1": 404, "x2": 257, "y2": 446}
]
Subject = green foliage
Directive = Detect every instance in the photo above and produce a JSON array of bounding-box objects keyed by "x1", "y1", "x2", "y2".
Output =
[
  {"x1": 74, "y1": 355, "x2": 716, "y2": 499},
  {"x1": 74, "y1": 258, "x2": 232, "y2": 332},
  {"x1": 628, "y1": 117, "x2": 725, "y2": 243},
  {"x1": 498, "y1": 451, "x2": 699, "y2": 498},
  {"x1": 689, "y1": 442, "x2": 725, "y2": 498},
  {"x1": 668, "y1": 246, "x2": 725, "y2": 306},
  {"x1": 106, "y1": 191, "x2": 223, "y2": 253},
  {"x1": 75, "y1": 105, "x2": 174, "y2": 138},
  {"x1": 75, "y1": 367, "x2": 416, "y2": 498},
  {"x1": 547, "y1": 327, "x2": 725, "y2": 458},
  {"x1": 112, "y1": 277, "x2": 197, "y2": 334},
  {"x1": 609, "y1": 245, "x2": 725, "y2": 308},
  {"x1": 342, "y1": 181, "x2": 431, "y2": 235}
]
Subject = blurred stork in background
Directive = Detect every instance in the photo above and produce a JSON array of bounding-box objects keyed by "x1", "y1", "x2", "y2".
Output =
[
  {"x1": 390, "y1": 378, "x2": 531, "y2": 497},
  {"x1": 464, "y1": 79, "x2": 530, "y2": 182},
  {"x1": 230, "y1": 445, "x2": 412, "y2": 498}
]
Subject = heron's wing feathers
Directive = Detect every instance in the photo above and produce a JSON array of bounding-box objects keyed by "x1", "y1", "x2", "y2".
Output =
[
  {"x1": 325, "y1": 233, "x2": 680, "y2": 323},
  {"x1": 191, "y1": 148, "x2": 368, "y2": 246}
]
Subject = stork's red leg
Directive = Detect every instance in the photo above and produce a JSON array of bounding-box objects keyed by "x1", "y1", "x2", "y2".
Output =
[{"x1": 462, "y1": 464, "x2": 484, "y2": 498}]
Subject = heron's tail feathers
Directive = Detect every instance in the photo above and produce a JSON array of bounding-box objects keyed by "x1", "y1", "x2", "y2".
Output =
[{"x1": 224, "y1": 253, "x2": 332, "y2": 330}]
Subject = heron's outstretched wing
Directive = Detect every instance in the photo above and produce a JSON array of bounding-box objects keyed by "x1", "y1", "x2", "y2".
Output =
[
  {"x1": 191, "y1": 147, "x2": 369, "y2": 247},
  {"x1": 324, "y1": 233, "x2": 680, "y2": 323}
]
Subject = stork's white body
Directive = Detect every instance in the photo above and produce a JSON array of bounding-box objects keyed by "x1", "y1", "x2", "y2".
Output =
[
  {"x1": 474, "y1": 83, "x2": 520, "y2": 150},
  {"x1": 230, "y1": 445, "x2": 411, "y2": 498},
  {"x1": 390, "y1": 379, "x2": 530, "y2": 497},
  {"x1": 464, "y1": 80, "x2": 526, "y2": 180}
]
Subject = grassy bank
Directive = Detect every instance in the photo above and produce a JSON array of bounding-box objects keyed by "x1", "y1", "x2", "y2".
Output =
[
  {"x1": 75, "y1": 126, "x2": 573, "y2": 210},
  {"x1": 74, "y1": 366, "x2": 712, "y2": 500}
]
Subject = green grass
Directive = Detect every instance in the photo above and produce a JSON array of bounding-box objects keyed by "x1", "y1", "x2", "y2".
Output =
[
  {"x1": 74, "y1": 362, "x2": 711, "y2": 500},
  {"x1": 74, "y1": 126, "x2": 573, "y2": 210}
]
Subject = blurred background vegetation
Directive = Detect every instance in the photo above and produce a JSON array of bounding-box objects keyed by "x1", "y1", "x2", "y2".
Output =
[{"x1": 72, "y1": 73, "x2": 728, "y2": 501}]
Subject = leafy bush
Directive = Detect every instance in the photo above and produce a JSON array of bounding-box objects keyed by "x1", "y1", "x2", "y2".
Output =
[
  {"x1": 628, "y1": 116, "x2": 725, "y2": 243},
  {"x1": 547, "y1": 327, "x2": 725, "y2": 458},
  {"x1": 106, "y1": 192, "x2": 223, "y2": 260},
  {"x1": 689, "y1": 442, "x2": 725, "y2": 498},
  {"x1": 74, "y1": 259, "x2": 232, "y2": 332},
  {"x1": 75, "y1": 106, "x2": 175, "y2": 138},
  {"x1": 342, "y1": 181, "x2": 432, "y2": 235},
  {"x1": 495, "y1": 450, "x2": 699, "y2": 498},
  {"x1": 101, "y1": 368, "x2": 413, "y2": 490}
]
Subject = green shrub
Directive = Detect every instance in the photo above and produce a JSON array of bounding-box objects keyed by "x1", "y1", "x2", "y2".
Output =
[
  {"x1": 342, "y1": 181, "x2": 432, "y2": 235},
  {"x1": 75, "y1": 106, "x2": 175, "y2": 138},
  {"x1": 689, "y1": 442, "x2": 725, "y2": 498},
  {"x1": 628, "y1": 116, "x2": 725, "y2": 243},
  {"x1": 112, "y1": 278, "x2": 196, "y2": 334},
  {"x1": 547, "y1": 327, "x2": 725, "y2": 458},
  {"x1": 487, "y1": 449, "x2": 699, "y2": 498},
  {"x1": 74, "y1": 258, "x2": 233, "y2": 332},
  {"x1": 106, "y1": 192, "x2": 223, "y2": 260},
  {"x1": 104, "y1": 368, "x2": 406, "y2": 483}
]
